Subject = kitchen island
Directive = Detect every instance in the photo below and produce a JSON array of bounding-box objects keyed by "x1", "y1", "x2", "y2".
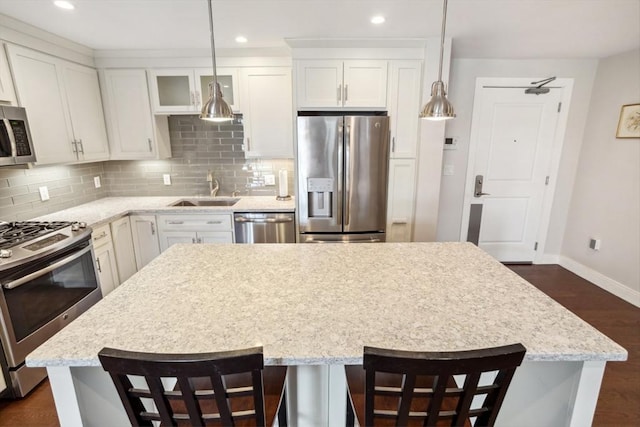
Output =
[{"x1": 27, "y1": 242, "x2": 626, "y2": 426}]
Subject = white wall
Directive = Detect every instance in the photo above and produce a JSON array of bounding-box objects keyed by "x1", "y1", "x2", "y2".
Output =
[
  {"x1": 436, "y1": 58, "x2": 598, "y2": 261},
  {"x1": 561, "y1": 49, "x2": 640, "y2": 304}
]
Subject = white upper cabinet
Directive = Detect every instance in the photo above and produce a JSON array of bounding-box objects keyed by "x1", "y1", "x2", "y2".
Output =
[
  {"x1": 148, "y1": 68, "x2": 239, "y2": 114},
  {"x1": 63, "y1": 62, "x2": 110, "y2": 162},
  {"x1": 387, "y1": 60, "x2": 422, "y2": 158},
  {"x1": 239, "y1": 67, "x2": 293, "y2": 158},
  {"x1": 100, "y1": 69, "x2": 171, "y2": 160},
  {"x1": 296, "y1": 59, "x2": 387, "y2": 109},
  {"x1": 0, "y1": 44, "x2": 17, "y2": 104},
  {"x1": 6, "y1": 44, "x2": 109, "y2": 165}
]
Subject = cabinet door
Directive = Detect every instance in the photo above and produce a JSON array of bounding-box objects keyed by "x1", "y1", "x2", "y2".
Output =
[
  {"x1": 148, "y1": 69, "x2": 197, "y2": 113},
  {"x1": 130, "y1": 215, "x2": 161, "y2": 270},
  {"x1": 0, "y1": 44, "x2": 17, "y2": 104},
  {"x1": 198, "y1": 231, "x2": 233, "y2": 243},
  {"x1": 63, "y1": 63, "x2": 110, "y2": 162},
  {"x1": 101, "y1": 69, "x2": 161, "y2": 159},
  {"x1": 195, "y1": 67, "x2": 240, "y2": 112},
  {"x1": 343, "y1": 60, "x2": 388, "y2": 108},
  {"x1": 296, "y1": 60, "x2": 343, "y2": 108},
  {"x1": 386, "y1": 159, "x2": 417, "y2": 242},
  {"x1": 95, "y1": 242, "x2": 119, "y2": 297},
  {"x1": 388, "y1": 61, "x2": 422, "y2": 158},
  {"x1": 110, "y1": 216, "x2": 138, "y2": 283},
  {"x1": 6, "y1": 45, "x2": 76, "y2": 164},
  {"x1": 240, "y1": 67, "x2": 293, "y2": 158},
  {"x1": 159, "y1": 231, "x2": 197, "y2": 251}
]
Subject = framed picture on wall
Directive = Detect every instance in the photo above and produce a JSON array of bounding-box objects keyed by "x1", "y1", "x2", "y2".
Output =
[{"x1": 616, "y1": 103, "x2": 640, "y2": 138}]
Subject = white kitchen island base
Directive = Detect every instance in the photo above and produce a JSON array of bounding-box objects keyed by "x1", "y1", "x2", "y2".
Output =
[{"x1": 47, "y1": 360, "x2": 605, "y2": 427}]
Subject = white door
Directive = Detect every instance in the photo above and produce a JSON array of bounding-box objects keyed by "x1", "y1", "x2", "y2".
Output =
[
  {"x1": 296, "y1": 60, "x2": 343, "y2": 108},
  {"x1": 461, "y1": 78, "x2": 572, "y2": 262},
  {"x1": 386, "y1": 159, "x2": 417, "y2": 242},
  {"x1": 343, "y1": 60, "x2": 388, "y2": 108},
  {"x1": 95, "y1": 242, "x2": 119, "y2": 297},
  {"x1": 110, "y1": 216, "x2": 138, "y2": 283},
  {"x1": 130, "y1": 215, "x2": 161, "y2": 269}
]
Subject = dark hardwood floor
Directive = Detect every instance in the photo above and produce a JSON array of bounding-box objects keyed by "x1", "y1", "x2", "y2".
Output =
[{"x1": 0, "y1": 264, "x2": 638, "y2": 426}]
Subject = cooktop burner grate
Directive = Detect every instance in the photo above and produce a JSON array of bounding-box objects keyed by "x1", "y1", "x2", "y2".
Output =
[{"x1": 0, "y1": 221, "x2": 73, "y2": 250}]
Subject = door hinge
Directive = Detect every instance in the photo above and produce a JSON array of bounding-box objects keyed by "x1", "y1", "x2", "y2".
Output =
[
  {"x1": 557, "y1": 102, "x2": 562, "y2": 112},
  {"x1": 534, "y1": 242, "x2": 538, "y2": 251},
  {"x1": 545, "y1": 176, "x2": 550, "y2": 185}
]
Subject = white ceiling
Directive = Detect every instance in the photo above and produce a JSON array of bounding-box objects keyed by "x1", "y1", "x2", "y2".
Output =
[{"x1": 0, "y1": 0, "x2": 638, "y2": 59}]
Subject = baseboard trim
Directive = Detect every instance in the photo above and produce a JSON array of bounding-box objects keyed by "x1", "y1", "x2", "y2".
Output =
[
  {"x1": 536, "y1": 254, "x2": 560, "y2": 264},
  {"x1": 559, "y1": 256, "x2": 640, "y2": 308}
]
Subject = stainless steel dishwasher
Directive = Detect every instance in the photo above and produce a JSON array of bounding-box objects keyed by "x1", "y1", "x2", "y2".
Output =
[{"x1": 233, "y1": 212, "x2": 296, "y2": 243}]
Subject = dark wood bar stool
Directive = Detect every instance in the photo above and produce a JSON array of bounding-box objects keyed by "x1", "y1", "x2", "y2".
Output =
[
  {"x1": 99, "y1": 346, "x2": 287, "y2": 427},
  {"x1": 345, "y1": 343, "x2": 526, "y2": 427}
]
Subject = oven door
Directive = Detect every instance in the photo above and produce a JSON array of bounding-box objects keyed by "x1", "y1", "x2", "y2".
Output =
[{"x1": 0, "y1": 239, "x2": 102, "y2": 368}]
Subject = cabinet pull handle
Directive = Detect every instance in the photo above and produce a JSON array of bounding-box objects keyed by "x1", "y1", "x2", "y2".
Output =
[
  {"x1": 147, "y1": 138, "x2": 153, "y2": 152},
  {"x1": 337, "y1": 84, "x2": 342, "y2": 104},
  {"x1": 96, "y1": 258, "x2": 102, "y2": 273},
  {"x1": 195, "y1": 91, "x2": 201, "y2": 107},
  {"x1": 192, "y1": 237, "x2": 196, "y2": 243},
  {"x1": 150, "y1": 222, "x2": 156, "y2": 235},
  {"x1": 197, "y1": 237, "x2": 202, "y2": 244},
  {"x1": 344, "y1": 84, "x2": 348, "y2": 101},
  {"x1": 190, "y1": 91, "x2": 195, "y2": 106},
  {"x1": 246, "y1": 137, "x2": 251, "y2": 152},
  {"x1": 71, "y1": 140, "x2": 78, "y2": 157},
  {"x1": 93, "y1": 231, "x2": 108, "y2": 241},
  {"x1": 392, "y1": 136, "x2": 396, "y2": 153},
  {"x1": 168, "y1": 221, "x2": 184, "y2": 225},
  {"x1": 207, "y1": 221, "x2": 222, "y2": 224},
  {"x1": 77, "y1": 139, "x2": 84, "y2": 154}
]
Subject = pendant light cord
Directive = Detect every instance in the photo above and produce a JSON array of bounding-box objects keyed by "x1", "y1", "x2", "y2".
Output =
[
  {"x1": 437, "y1": 0, "x2": 448, "y2": 83},
  {"x1": 207, "y1": 0, "x2": 218, "y2": 86}
]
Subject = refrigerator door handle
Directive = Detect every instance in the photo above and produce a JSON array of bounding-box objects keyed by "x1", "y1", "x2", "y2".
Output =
[
  {"x1": 344, "y1": 122, "x2": 351, "y2": 227},
  {"x1": 337, "y1": 122, "x2": 344, "y2": 227}
]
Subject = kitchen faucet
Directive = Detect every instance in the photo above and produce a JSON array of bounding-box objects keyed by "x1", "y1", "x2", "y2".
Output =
[{"x1": 206, "y1": 170, "x2": 219, "y2": 197}]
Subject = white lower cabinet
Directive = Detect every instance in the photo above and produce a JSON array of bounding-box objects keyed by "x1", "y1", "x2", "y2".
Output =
[
  {"x1": 92, "y1": 224, "x2": 120, "y2": 297},
  {"x1": 110, "y1": 216, "x2": 138, "y2": 283},
  {"x1": 157, "y1": 214, "x2": 234, "y2": 251},
  {"x1": 130, "y1": 215, "x2": 161, "y2": 270},
  {"x1": 386, "y1": 159, "x2": 417, "y2": 242}
]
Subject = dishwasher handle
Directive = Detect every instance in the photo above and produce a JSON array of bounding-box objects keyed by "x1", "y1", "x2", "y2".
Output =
[{"x1": 234, "y1": 215, "x2": 293, "y2": 224}]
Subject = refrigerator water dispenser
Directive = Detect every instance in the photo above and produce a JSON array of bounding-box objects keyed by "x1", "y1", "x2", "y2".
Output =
[{"x1": 307, "y1": 178, "x2": 333, "y2": 217}]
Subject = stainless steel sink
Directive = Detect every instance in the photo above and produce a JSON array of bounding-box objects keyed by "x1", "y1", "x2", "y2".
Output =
[{"x1": 170, "y1": 198, "x2": 240, "y2": 207}]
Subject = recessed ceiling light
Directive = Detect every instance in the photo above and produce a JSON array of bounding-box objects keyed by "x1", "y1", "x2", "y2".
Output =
[
  {"x1": 235, "y1": 36, "x2": 248, "y2": 43},
  {"x1": 371, "y1": 15, "x2": 385, "y2": 24},
  {"x1": 53, "y1": 1, "x2": 75, "y2": 10}
]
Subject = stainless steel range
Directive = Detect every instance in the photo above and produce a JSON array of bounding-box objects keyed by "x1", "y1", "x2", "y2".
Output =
[{"x1": 0, "y1": 221, "x2": 102, "y2": 397}]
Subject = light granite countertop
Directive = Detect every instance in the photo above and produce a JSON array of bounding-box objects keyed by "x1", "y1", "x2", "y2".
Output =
[
  {"x1": 26, "y1": 242, "x2": 627, "y2": 367},
  {"x1": 31, "y1": 196, "x2": 295, "y2": 227}
]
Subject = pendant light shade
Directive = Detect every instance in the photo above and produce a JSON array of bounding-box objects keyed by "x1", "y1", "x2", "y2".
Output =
[
  {"x1": 420, "y1": 0, "x2": 455, "y2": 120},
  {"x1": 200, "y1": 0, "x2": 233, "y2": 122}
]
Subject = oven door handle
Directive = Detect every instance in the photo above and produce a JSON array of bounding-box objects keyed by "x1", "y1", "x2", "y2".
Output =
[{"x1": 3, "y1": 244, "x2": 93, "y2": 290}]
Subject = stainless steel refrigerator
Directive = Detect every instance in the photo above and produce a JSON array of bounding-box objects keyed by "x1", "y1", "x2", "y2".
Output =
[{"x1": 297, "y1": 114, "x2": 390, "y2": 242}]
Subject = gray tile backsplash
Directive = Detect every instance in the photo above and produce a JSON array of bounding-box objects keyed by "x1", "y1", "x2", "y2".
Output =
[
  {"x1": 0, "y1": 115, "x2": 294, "y2": 221},
  {"x1": 104, "y1": 115, "x2": 294, "y2": 197},
  {"x1": 0, "y1": 164, "x2": 107, "y2": 221}
]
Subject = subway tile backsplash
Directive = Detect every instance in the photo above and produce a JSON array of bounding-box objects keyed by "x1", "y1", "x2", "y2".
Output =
[
  {"x1": 104, "y1": 115, "x2": 294, "y2": 197},
  {"x1": 0, "y1": 115, "x2": 294, "y2": 221},
  {"x1": 0, "y1": 164, "x2": 107, "y2": 221}
]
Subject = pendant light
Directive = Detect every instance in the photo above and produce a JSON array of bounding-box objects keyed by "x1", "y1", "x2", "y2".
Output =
[
  {"x1": 420, "y1": 0, "x2": 455, "y2": 120},
  {"x1": 200, "y1": 0, "x2": 234, "y2": 122}
]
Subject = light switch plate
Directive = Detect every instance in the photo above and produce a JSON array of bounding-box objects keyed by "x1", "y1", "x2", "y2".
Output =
[
  {"x1": 163, "y1": 174, "x2": 171, "y2": 185},
  {"x1": 39, "y1": 186, "x2": 50, "y2": 201},
  {"x1": 94, "y1": 176, "x2": 101, "y2": 188},
  {"x1": 264, "y1": 174, "x2": 275, "y2": 185}
]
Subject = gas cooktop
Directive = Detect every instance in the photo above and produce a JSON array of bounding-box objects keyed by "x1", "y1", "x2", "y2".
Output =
[
  {"x1": 0, "y1": 221, "x2": 91, "y2": 272},
  {"x1": 0, "y1": 221, "x2": 74, "y2": 250}
]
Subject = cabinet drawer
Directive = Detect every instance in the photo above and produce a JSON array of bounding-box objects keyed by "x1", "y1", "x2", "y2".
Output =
[
  {"x1": 157, "y1": 214, "x2": 232, "y2": 231},
  {"x1": 91, "y1": 224, "x2": 112, "y2": 248}
]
